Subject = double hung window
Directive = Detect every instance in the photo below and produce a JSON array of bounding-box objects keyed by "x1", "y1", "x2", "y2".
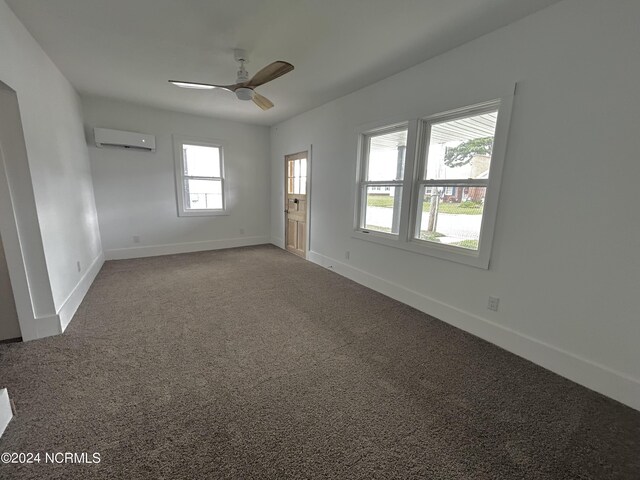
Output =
[
  {"x1": 355, "y1": 95, "x2": 513, "y2": 269},
  {"x1": 357, "y1": 125, "x2": 408, "y2": 235},
  {"x1": 174, "y1": 136, "x2": 226, "y2": 216},
  {"x1": 413, "y1": 104, "x2": 499, "y2": 251}
]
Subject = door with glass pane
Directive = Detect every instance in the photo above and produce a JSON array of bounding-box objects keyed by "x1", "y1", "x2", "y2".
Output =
[{"x1": 285, "y1": 152, "x2": 308, "y2": 258}]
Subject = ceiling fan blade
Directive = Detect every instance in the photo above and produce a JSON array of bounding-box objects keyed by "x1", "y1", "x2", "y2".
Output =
[
  {"x1": 252, "y1": 92, "x2": 274, "y2": 111},
  {"x1": 246, "y1": 61, "x2": 294, "y2": 88},
  {"x1": 168, "y1": 80, "x2": 236, "y2": 92}
]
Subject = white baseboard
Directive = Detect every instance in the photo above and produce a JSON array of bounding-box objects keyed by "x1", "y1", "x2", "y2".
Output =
[
  {"x1": 307, "y1": 250, "x2": 640, "y2": 412},
  {"x1": 104, "y1": 236, "x2": 270, "y2": 261},
  {"x1": 28, "y1": 313, "x2": 61, "y2": 340},
  {"x1": 58, "y1": 253, "x2": 105, "y2": 331},
  {"x1": 21, "y1": 253, "x2": 106, "y2": 341},
  {"x1": 0, "y1": 388, "x2": 12, "y2": 438}
]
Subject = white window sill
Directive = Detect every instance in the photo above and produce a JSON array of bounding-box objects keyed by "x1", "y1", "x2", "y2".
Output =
[
  {"x1": 352, "y1": 229, "x2": 489, "y2": 269},
  {"x1": 178, "y1": 209, "x2": 229, "y2": 217}
]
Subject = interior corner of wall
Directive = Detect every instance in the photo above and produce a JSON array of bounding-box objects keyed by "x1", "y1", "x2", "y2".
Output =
[{"x1": 270, "y1": 237, "x2": 284, "y2": 248}]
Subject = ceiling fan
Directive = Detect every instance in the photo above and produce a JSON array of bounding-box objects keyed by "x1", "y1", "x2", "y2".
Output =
[{"x1": 169, "y1": 49, "x2": 293, "y2": 111}]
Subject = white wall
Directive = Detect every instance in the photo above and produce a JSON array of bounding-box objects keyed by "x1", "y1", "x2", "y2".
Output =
[
  {"x1": 82, "y1": 96, "x2": 271, "y2": 259},
  {"x1": 270, "y1": 0, "x2": 640, "y2": 410},
  {"x1": 0, "y1": 0, "x2": 103, "y2": 338}
]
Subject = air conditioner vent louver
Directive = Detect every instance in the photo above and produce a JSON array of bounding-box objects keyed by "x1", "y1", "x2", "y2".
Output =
[{"x1": 94, "y1": 128, "x2": 156, "y2": 152}]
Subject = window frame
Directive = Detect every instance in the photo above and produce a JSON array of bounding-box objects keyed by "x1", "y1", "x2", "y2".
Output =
[
  {"x1": 352, "y1": 91, "x2": 514, "y2": 269},
  {"x1": 355, "y1": 122, "x2": 413, "y2": 238},
  {"x1": 409, "y1": 101, "x2": 500, "y2": 263},
  {"x1": 173, "y1": 135, "x2": 228, "y2": 217}
]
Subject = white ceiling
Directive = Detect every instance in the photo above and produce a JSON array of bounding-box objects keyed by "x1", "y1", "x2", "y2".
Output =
[{"x1": 6, "y1": 0, "x2": 561, "y2": 126}]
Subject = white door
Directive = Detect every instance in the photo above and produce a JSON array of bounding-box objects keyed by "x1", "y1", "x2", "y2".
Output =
[{"x1": 285, "y1": 152, "x2": 308, "y2": 258}]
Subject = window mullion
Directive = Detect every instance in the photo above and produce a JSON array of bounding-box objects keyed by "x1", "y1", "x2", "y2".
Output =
[
  {"x1": 398, "y1": 119, "x2": 418, "y2": 242},
  {"x1": 409, "y1": 120, "x2": 429, "y2": 241}
]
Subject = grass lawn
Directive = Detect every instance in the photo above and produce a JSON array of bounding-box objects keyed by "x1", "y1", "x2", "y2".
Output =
[
  {"x1": 367, "y1": 196, "x2": 483, "y2": 214},
  {"x1": 450, "y1": 239, "x2": 479, "y2": 250},
  {"x1": 419, "y1": 233, "x2": 479, "y2": 250},
  {"x1": 364, "y1": 225, "x2": 392, "y2": 234},
  {"x1": 418, "y1": 231, "x2": 444, "y2": 242}
]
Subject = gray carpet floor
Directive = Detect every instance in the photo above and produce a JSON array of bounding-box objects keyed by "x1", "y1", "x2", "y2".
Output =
[{"x1": 0, "y1": 245, "x2": 638, "y2": 479}]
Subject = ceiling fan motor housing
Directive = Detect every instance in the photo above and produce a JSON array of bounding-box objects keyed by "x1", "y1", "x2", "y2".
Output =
[{"x1": 235, "y1": 87, "x2": 253, "y2": 101}]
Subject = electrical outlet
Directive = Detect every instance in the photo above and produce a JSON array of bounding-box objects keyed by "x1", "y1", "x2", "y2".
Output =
[
  {"x1": 76, "y1": 261, "x2": 81, "y2": 273},
  {"x1": 239, "y1": 228, "x2": 245, "y2": 235},
  {"x1": 487, "y1": 296, "x2": 500, "y2": 312},
  {"x1": 345, "y1": 251, "x2": 350, "y2": 260},
  {"x1": 132, "y1": 235, "x2": 140, "y2": 244}
]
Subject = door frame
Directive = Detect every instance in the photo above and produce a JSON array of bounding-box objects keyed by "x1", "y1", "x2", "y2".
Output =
[
  {"x1": 284, "y1": 146, "x2": 312, "y2": 259},
  {"x1": 0, "y1": 81, "x2": 39, "y2": 340}
]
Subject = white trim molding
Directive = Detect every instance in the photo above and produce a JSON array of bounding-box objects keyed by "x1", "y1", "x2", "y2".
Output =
[
  {"x1": 23, "y1": 254, "x2": 106, "y2": 340},
  {"x1": 0, "y1": 388, "x2": 12, "y2": 438},
  {"x1": 57, "y1": 253, "x2": 105, "y2": 331},
  {"x1": 33, "y1": 314, "x2": 62, "y2": 339},
  {"x1": 307, "y1": 250, "x2": 640, "y2": 412},
  {"x1": 105, "y1": 236, "x2": 270, "y2": 260}
]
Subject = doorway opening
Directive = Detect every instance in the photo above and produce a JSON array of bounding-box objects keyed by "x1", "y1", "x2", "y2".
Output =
[
  {"x1": 0, "y1": 80, "x2": 33, "y2": 342},
  {"x1": 0, "y1": 230, "x2": 20, "y2": 342}
]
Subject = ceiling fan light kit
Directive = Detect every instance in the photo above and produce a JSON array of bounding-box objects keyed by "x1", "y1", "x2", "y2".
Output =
[
  {"x1": 169, "y1": 49, "x2": 293, "y2": 111},
  {"x1": 169, "y1": 81, "x2": 216, "y2": 90}
]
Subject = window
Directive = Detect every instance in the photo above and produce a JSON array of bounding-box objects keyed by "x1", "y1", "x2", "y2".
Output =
[
  {"x1": 174, "y1": 136, "x2": 226, "y2": 216},
  {"x1": 357, "y1": 125, "x2": 408, "y2": 235},
  {"x1": 413, "y1": 105, "x2": 498, "y2": 251},
  {"x1": 354, "y1": 94, "x2": 513, "y2": 269}
]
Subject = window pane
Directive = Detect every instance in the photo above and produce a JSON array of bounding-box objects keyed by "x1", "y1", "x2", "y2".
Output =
[
  {"x1": 299, "y1": 159, "x2": 307, "y2": 193},
  {"x1": 294, "y1": 159, "x2": 301, "y2": 180},
  {"x1": 184, "y1": 144, "x2": 221, "y2": 177},
  {"x1": 424, "y1": 111, "x2": 497, "y2": 181},
  {"x1": 366, "y1": 129, "x2": 407, "y2": 181},
  {"x1": 415, "y1": 186, "x2": 486, "y2": 250},
  {"x1": 287, "y1": 158, "x2": 307, "y2": 194},
  {"x1": 363, "y1": 186, "x2": 402, "y2": 234},
  {"x1": 185, "y1": 179, "x2": 223, "y2": 210},
  {"x1": 295, "y1": 163, "x2": 301, "y2": 194}
]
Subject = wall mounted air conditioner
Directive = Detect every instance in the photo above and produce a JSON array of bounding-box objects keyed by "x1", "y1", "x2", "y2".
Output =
[{"x1": 94, "y1": 127, "x2": 156, "y2": 152}]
